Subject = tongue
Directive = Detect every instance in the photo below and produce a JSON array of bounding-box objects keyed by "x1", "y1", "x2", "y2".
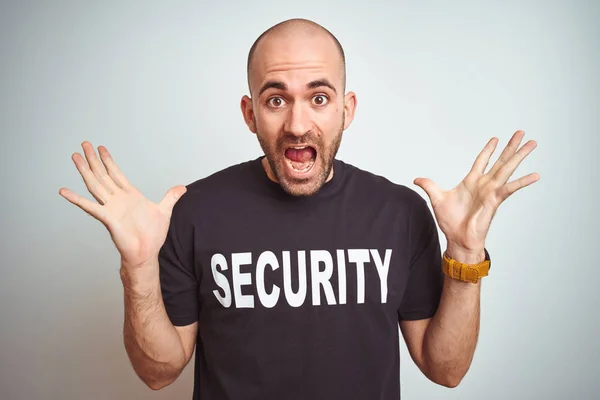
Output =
[{"x1": 285, "y1": 147, "x2": 315, "y2": 162}]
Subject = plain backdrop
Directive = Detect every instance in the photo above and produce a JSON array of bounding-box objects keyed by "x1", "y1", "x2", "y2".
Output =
[{"x1": 1, "y1": 1, "x2": 598, "y2": 399}]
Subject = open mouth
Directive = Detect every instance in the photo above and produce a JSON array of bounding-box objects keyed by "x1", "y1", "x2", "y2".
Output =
[{"x1": 284, "y1": 145, "x2": 317, "y2": 175}]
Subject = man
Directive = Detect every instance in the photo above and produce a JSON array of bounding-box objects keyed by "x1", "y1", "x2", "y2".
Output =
[{"x1": 59, "y1": 18, "x2": 539, "y2": 400}]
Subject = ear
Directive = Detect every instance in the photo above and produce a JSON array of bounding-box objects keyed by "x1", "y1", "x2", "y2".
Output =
[
  {"x1": 342, "y1": 91, "x2": 357, "y2": 130},
  {"x1": 241, "y1": 95, "x2": 257, "y2": 133}
]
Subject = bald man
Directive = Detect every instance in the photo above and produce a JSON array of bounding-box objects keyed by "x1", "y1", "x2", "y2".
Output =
[{"x1": 60, "y1": 17, "x2": 539, "y2": 400}]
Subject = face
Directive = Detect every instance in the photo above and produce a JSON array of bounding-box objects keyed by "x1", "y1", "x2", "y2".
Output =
[{"x1": 241, "y1": 32, "x2": 356, "y2": 196}]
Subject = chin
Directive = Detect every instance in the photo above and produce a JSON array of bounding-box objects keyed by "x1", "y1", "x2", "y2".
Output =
[
  {"x1": 279, "y1": 178, "x2": 323, "y2": 197},
  {"x1": 275, "y1": 155, "x2": 331, "y2": 197}
]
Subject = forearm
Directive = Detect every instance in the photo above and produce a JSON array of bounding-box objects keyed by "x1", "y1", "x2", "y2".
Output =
[
  {"x1": 422, "y1": 248, "x2": 483, "y2": 387},
  {"x1": 121, "y1": 259, "x2": 186, "y2": 389}
]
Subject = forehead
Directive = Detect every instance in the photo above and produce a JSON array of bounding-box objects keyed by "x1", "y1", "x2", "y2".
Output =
[{"x1": 250, "y1": 34, "x2": 343, "y2": 94}]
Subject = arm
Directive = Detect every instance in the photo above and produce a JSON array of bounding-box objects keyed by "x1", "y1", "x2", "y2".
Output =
[
  {"x1": 121, "y1": 258, "x2": 198, "y2": 390},
  {"x1": 400, "y1": 248, "x2": 483, "y2": 388},
  {"x1": 58, "y1": 142, "x2": 197, "y2": 390},
  {"x1": 405, "y1": 130, "x2": 538, "y2": 387}
]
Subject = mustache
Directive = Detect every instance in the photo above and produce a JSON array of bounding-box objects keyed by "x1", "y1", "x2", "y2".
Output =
[{"x1": 277, "y1": 132, "x2": 321, "y2": 148}]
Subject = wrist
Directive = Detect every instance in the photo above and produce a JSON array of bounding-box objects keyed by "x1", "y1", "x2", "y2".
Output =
[
  {"x1": 445, "y1": 244, "x2": 485, "y2": 264},
  {"x1": 120, "y1": 258, "x2": 160, "y2": 290},
  {"x1": 442, "y1": 244, "x2": 490, "y2": 284}
]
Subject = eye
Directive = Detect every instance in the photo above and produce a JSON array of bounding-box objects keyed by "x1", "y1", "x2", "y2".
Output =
[
  {"x1": 267, "y1": 96, "x2": 286, "y2": 108},
  {"x1": 312, "y1": 94, "x2": 329, "y2": 106}
]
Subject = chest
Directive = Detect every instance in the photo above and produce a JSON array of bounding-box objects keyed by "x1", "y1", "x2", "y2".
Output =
[{"x1": 192, "y1": 198, "x2": 412, "y2": 319}]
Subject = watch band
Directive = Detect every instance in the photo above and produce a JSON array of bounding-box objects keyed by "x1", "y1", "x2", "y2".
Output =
[{"x1": 442, "y1": 248, "x2": 491, "y2": 283}]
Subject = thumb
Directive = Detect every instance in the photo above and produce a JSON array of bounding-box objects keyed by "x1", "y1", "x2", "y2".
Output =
[
  {"x1": 413, "y1": 177, "x2": 443, "y2": 204},
  {"x1": 159, "y1": 185, "x2": 187, "y2": 216}
]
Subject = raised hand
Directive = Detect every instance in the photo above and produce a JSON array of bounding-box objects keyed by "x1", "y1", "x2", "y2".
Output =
[
  {"x1": 59, "y1": 142, "x2": 187, "y2": 269},
  {"x1": 413, "y1": 130, "x2": 539, "y2": 259}
]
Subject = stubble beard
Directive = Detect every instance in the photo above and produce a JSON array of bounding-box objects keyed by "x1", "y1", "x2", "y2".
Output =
[{"x1": 256, "y1": 116, "x2": 345, "y2": 197}]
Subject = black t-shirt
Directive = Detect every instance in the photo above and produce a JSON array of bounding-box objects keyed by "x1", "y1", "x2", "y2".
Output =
[{"x1": 159, "y1": 156, "x2": 443, "y2": 400}]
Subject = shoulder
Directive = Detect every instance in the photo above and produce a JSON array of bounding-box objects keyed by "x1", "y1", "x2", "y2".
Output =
[
  {"x1": 341, "y1": 161, "x2": 436, "y2": 240},
  {"x1": 170, "y1": 158, "x2": 259, "y2": 218},
  {"x1": 187, "y1": 158, "x2": 257, "y2": 193},
  {"x1": 341, "y1": 160, "x2": 428, "y2": 208}
]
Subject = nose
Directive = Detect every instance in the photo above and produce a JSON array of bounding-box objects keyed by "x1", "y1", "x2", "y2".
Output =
[{"x1": 284, "y1": 102, "x2": 311, "y2": 137}]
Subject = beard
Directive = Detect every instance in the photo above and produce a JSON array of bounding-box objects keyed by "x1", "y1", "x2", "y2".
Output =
[{"x1": 256, "y1": 116, "x2": 345, "y2": 197}]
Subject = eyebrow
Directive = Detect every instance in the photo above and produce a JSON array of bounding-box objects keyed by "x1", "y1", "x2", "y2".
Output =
[
  {"x1": 307, "y1": 79, "x2": 337, "y2": 94},
  {"x1": 258, "y1": 79, "x2": 337, "y2": 96}
]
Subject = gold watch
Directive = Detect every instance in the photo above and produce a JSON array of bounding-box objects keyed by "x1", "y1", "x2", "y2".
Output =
[{"x1": 442, "y1": 248, "x2": 491, "y2": 283}]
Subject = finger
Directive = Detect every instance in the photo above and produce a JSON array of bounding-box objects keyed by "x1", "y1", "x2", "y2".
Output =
[
  {"x1": 494, "y1": 139, "x2": 537, "y2": 184},
  {"x1": 81, "y1": 142, "x2": 119, "y2": 194},
  {"x1": 72, "y1": 152, "x2": 110, "y2": 204},
  {"x1": 59, "y1": 187, "x2": 105, "y2": 221},
  {"x1": 158, "y1": 185, "x2": 188, "y2": 217},
  {"x1": 467, "y1": 137, "x2": 499, "y2": 177},
  {"x1": 499, "y1": 172, "x2": 540, "y2": 200},
  {"x1": 97, "y1": 145, "x2": 132, "y2": 189},
  {"x1": 413, "y1": 178, "x2": 444, "y2": 205},
  {"x1": 487, "y1": 130, "x2": 525, "y2": 177}
]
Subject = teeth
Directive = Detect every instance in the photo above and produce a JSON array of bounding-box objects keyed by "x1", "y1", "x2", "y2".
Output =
[{"x1": 286, "y1": 157, "x2": 315, "y2": 172}]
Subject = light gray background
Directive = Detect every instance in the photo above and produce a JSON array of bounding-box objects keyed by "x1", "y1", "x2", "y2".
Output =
[{"x1": 1, "y1": 0, "x2": 598, "y2": 399}]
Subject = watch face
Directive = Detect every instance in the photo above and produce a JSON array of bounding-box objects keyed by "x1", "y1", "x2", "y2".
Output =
[{"x1": 484, "y1": 248, "x2": 491, "y2": 269}]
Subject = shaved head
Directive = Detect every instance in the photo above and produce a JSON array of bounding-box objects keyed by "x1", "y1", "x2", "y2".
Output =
[{"x1": 246, "y1": 19, "x2": 346, "y2": 95}]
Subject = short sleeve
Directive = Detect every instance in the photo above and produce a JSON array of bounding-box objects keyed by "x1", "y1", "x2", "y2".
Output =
[
  {"x1": 398, "y1": 195, "x2": 444, "y2": 321},
  {"x1": 159, "y1": 199, "x2": 199, "y2": 326}
]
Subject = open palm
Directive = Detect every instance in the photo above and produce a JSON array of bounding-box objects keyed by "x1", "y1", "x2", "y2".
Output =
[
  {"x1": 414, "y1": 130, "x2": 539, "y2": 252},
  {"x1": 59, "y1": 142, "x2": 187, "y2": 269}
]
